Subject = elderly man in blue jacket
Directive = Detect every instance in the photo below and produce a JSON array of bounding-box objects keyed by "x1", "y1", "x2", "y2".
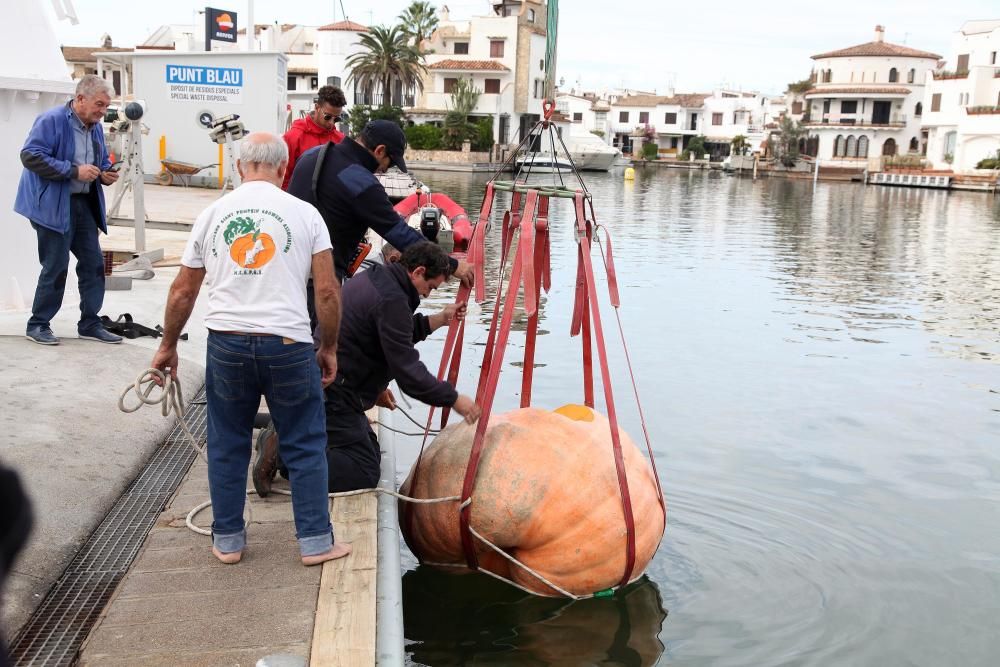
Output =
[{"x1": 15, "y1": 74, "x2": 122, "y2": 345}]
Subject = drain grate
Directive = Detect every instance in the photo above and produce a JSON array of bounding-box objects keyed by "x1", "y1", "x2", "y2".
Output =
[{"x1": 9, "y1": 389, "x2": 208, "y2": 666}]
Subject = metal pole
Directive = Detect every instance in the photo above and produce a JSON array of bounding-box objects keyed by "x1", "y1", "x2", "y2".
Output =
[
  {"x1": 246, "y1": 0, "x2": 256, "y2": 51},
  {"x1": 813, "y1": 157, "x2": 819, "y2": 185},
  {"x1": 375, "y1": 409, "x2": 405, "y2": 665},
  {"x1": 130, "y1": 120, "x2": 146, "y2": 253}
]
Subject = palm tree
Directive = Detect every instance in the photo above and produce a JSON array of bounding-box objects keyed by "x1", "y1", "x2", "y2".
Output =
[
  {"x1": 346, "y1": 25, "x2": 427, "y2": 107},
  {"x1": 398, "y1": 1, "x2": 438, "y2": 53}
]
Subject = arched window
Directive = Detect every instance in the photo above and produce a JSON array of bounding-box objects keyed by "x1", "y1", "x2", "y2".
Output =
[
  {"x1": 915, "y1": 102, "x2": 923, "y2": 117},
  {"x1": 846, "y1": 135, "x2": 858, "y2": 157},
  {"x1": 889, "y1": 68, "x2": 898, "y2": 83},
  {"x1": 827, "y1": 69, "x2": 833, "y2": 82},
  {"x1": 882, "y1": 138, "x2": 897, "y2": 156},
  {"x1": 834, "y1": 134, "x2": 845, "y2": 157},
  {"x1": 909, "y1": 137, "x2": 919, "y2": 152},
  {"x1": 858, "y1": 135, "x2": 869, "y2": 158},
  {"x1": 907, "y1": 68, "x2": 916, "y2": 83}
]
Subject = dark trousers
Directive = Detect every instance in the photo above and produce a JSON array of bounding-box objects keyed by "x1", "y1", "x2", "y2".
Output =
[
  {"x1": 277, "y1": 385, "x2": 381, "y2": 492},
  {"x1": 324, "y1": 387, "x2": 381, "y2": 492},
  {"x1": 27, "y1": 195, "x2": 105, "y2": 333}
]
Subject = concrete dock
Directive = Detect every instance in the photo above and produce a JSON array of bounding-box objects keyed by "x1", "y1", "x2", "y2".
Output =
[{"x1": 1, "y1": 184, "x2": 391, "y2": 665}]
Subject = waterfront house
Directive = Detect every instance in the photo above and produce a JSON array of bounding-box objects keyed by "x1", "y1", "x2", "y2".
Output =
[
  {"x1": 411, "y1": 1, "x2": 549, "y2": 147},
  {"x1": 921, "y1": 20, "x2": 1000, "y2": 172},
  {"x1": 802, "y1": 25, "x2": 939, "y2": 168}
]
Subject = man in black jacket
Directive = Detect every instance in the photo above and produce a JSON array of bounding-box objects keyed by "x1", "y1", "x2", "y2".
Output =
[
  {"x1": 287, "y1": 120, "x2": 473, "y2": 285},
  {"x1": 253, "y1": 242, "x2": 480, "y2": 495}
]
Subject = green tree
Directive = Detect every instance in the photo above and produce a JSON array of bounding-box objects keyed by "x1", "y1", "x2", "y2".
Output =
[
  {"x1": 772, "y1": 116, "x2": 806, "y2": 167},
  {"x1": 346, "y1": 25, "x2": 427, "y2": 108},
  {"x1": 343, "y1": 104, "x2": 406, "y2": 136},
  {"x1": 398, "y1": 1, "x2": 438, "y2": 53},
  {"x1": 731, "y1": 134, "x2": 748, "y2": 156},
  {"x1": 785, "y1": 78, "x2": 813, "y2": 94},
  {"x1": 405, "y1": 123, "x2": 443, "y2": 150},
  {"x1": 443, "y1": 78, "x2": 480, "y2": 149}
]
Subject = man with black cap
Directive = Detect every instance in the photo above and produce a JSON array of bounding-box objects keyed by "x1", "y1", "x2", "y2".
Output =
[{"x1": 287, "y1": 119, "x2": 474, "y2": 284}]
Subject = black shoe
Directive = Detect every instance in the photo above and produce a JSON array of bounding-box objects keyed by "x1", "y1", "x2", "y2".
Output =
[
  {"x1": 79, "y1": 327, "x2": 123, "y2": 344},
  {"x1": 252, "y1": 426, "x2": 279, "y2": 498}
]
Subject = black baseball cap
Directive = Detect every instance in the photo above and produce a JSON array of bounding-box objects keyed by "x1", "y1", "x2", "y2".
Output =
[{"x1": 364, "y1": 120, "x2": 408, "y2": 173}]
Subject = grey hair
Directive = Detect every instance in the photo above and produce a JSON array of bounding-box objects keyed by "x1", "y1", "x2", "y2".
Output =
[
  {"x1": 75, "y1": 74, "x2": 113, "y2": 99},
  {"x1": 239, "y1": 133, "x2": 288, "y2": 168}
]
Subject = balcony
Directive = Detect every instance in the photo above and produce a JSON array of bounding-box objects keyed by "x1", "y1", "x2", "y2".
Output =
[
  {"x1": 932, "y1": 70, "x2": 969, "y2": 80},
  {"x1": 353, "y1": 91, "x2": 416, "y2": 108},
  {"x1": 803, "y1": 113, "x2": 907, "y2": 128}
]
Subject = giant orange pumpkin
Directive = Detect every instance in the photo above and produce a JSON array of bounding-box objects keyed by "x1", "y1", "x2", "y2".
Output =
[{"x1": 399, "y1": 405, "x2": 665, "y2": 597}]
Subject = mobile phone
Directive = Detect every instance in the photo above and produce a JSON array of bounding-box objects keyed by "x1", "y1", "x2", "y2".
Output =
[{"x1": 108, "y1": 161, "x2": 124, "y2": 173}]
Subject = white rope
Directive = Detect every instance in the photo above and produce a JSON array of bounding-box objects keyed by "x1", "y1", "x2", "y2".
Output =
[{"x1": 121, "y1": 369, "x2": 600, "y2": 599}]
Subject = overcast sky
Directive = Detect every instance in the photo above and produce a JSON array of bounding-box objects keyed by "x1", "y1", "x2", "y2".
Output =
[{"x1": 52, "y1": 0, "x2": 997, "y2": 95}]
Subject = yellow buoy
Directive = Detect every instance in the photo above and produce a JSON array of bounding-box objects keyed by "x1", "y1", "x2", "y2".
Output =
[{"x1": 624, "y1": 167, "x2": 635, "y2": 181}]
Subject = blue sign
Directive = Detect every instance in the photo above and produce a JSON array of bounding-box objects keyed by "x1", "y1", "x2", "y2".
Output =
[{"x1": 165, "y1": 65, "x2": 243, "y2": 87}]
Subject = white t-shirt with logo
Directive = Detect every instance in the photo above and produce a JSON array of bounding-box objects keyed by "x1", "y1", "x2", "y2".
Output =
[{"x1": 181, "y1": 180, "x2": 331, "y2": 343}]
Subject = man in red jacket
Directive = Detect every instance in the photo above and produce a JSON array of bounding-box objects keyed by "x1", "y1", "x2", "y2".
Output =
[{"x1": 281, "y1": 85, "x2": 346, "y2": 190}]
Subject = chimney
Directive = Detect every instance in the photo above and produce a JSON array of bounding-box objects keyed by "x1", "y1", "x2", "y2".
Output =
[
  {"x1": 874, "y1": 25, "x2": 885, "y2": 43},
  {"x1": 101, "y1": 34, "x2": 112, "y2": 49}
]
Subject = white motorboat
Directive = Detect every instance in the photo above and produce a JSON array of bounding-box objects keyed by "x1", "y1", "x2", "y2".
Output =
[
  {"x1": 514, "y1": 152, "x2": 575, "y2": 174},
  {"x1": 562, "y1": 129, "x2": 621, "y2": 171}
]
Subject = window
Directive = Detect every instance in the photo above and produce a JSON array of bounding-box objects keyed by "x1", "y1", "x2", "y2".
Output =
[
  {"x1": 841, "y1": 100, "x2": 857, "y2": 114},
  {"x1": 665, "y1": 112, "x2": 677, "y2": 124},
  {"x1": 907, "y1": 68, "x2": 915, "y2": 83},
  {"x1": 909, "y1": 137, "x2": 919, "y2": 152},
  {"x1": 639, "y1": 111, "x2": 649, "y2": 123},
  {"x1": 311, "y1": 76, "x2": 318, "y2": 89},
  {"x1": 956, "y1": 53, "x2": 969, "y2": 72},
  {"x1": 992, "y1": 51, "x2": 997, "y2": 65},
  {"x1": 619, "y1": 111, "x2": 629, "y2": 122},
  {"x1": 931, "y1": 93, "x2": 941, "y2": 112},
  {"x1": 846, "y1": 135, "x2": 857, "y2": 157},
  {"x1": 791, "y1": 101, "x2": 803, "y2": 115},
  {"x1": 490, "y1": 40, "x2": 504, "y2": 58},
  {"x1": 858, "y1": 135, "x2": 869, "y2": 158},
  {"x1": 484, "y1": 78, "x2": 500, "y2": 94},
  {"x1": 915, "y1": 102, "x2": 922, "y2": 117},
  {"x1": 888, "y1": 67, "x2": 898, "y2": 83},
  {"x1": 443, "y1": 78, "x2": 458, "y2": 93},
  {"x1": 528, "y1": 8, "x2": 536, "y2": 22},
  {"x1": 287, "y1": 75, "x2": 297, "y2": 91},
  {"x1": 573, "y1": 112, "x2": 583, "y2": 122},
  {"x1": 712, "y1": 112, "x2": 723, "y2": 125},
  {"x1": 454, "y1": 42, "x2": 469, "y2": 55},
  {"x1": 834, "y1": 134, "x2": 844, "y2": 157},
  {"x1": 539, "y1": 60, "x2": 544, "y2": 70}
]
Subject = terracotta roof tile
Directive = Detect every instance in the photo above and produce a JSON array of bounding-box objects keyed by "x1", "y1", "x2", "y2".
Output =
[
  {"x1": 812, "y1": 41, "x2": 941, "y2": 60},
  {"x1": 803, "y1": 87, "x2": 911, "y2": 95},
  {"x1": 317, "y1": 20, "x2": 368, "y2": 32},
  {"x1": 429, "y1": 59, "x2": 510, "y2": 71},
  {"x1": 615, "y1": 93, "x2": 710, "y2": 108}
]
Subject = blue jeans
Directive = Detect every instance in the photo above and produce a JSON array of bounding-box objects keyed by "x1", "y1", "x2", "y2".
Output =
[
  {"x1": 27, "y1": 195, "x2": 106, "y2": 333},
  {"x1": 206, "y1": 332, "x2": 333, "y2": 556}
]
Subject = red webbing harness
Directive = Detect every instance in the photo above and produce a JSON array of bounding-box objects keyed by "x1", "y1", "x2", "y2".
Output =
[{"x1": 407, "y1": 180, "x2": 666, "y2": 592}]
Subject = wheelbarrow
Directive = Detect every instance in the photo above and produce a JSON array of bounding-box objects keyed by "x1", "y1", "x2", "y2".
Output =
[{"x1": 156, "y1": 158, "x2": 218, "y2": 187}]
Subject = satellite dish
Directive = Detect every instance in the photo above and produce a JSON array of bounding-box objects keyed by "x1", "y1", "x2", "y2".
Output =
[{"x1": 197, "y1": 111, "x2": 215, "y2": 129}]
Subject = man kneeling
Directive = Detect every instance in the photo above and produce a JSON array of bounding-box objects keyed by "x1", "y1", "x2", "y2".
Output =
[{"x1": 253, "y1": 241, "x2": 480, "y2": 496}]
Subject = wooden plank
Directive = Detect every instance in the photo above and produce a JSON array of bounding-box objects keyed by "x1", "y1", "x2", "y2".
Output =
[{"x1": 310, "y1": 493, "x2": 378, "y2": 666}]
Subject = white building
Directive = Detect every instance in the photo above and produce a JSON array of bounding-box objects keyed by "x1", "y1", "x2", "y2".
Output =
[
  {"x1": 701, "y1": 90, "x2": 772, "y2": 156},
  {"x1": 413, "y1": 1, "x2": 549, "y2": 145},
  {"x1": 922, "y1": 19, "x2": 1000, "y2": 171},
  {"x1": 609, "y1": 94, "x2": 710, "y2": 156},
  {"x1": 316, "y1": 20, "x2": 371, "y2": 112},
  {"x1": 802, "y1": 25, "x2": 940, "y2": 167},
  {"x1": 141, "y1": 22, "x2": 324, "y2": 120},
  {"x1": 555, "y1": 92, "x2": 611, "y2": 141}
]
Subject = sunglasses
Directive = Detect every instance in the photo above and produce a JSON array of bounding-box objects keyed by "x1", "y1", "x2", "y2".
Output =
[{"x1": 323, "y1": 114, "x2": 342, "y2": 122}]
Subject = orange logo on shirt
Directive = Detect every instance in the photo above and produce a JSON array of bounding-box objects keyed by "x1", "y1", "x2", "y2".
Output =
[{"x1": 224, "y1": 217, "x2": 275, "y2": 269}]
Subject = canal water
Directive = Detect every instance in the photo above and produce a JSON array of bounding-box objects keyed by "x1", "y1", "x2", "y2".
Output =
[{"x1": 393, "y1": 166, "x2": 1000, "y2": 666}]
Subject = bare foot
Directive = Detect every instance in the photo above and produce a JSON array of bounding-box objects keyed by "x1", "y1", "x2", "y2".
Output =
[
  {"x1": 302, "y1": 542, "x2": 352, "y2": 566},
  {"x1": 212, "y1": 546, "x2": 243, "y2": 564}
]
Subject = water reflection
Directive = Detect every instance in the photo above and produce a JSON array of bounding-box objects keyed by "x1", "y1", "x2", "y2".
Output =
[{"x1": 404, "y1": 567, "x2": 667, "y2": 667}]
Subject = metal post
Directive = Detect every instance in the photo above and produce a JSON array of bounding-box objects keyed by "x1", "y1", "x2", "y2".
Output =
[
  {"x1": 813, "y1": 157, "x2": 819, "y2": 186},
  {"x1": 246, "y1": 0, "x2": 255, "y2": 51},
  {"x1": 130, "y1": 120, "x2": 146, "y2": 253},
  {"x1": 375, "y1": 409, "x2": 405, "y2": 665}
]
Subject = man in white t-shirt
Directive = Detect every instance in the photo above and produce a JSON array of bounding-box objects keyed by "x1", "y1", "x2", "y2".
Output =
[{"x1": 151, "y1": 132, "x2": 350, "y2": 566}]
